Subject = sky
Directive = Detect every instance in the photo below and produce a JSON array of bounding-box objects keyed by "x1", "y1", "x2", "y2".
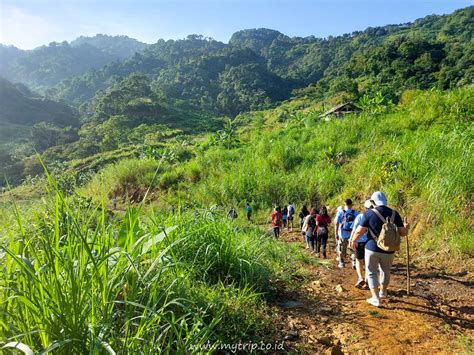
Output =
[{"x1": 0, "y1": 0, "x2": 472, "y2": 49}]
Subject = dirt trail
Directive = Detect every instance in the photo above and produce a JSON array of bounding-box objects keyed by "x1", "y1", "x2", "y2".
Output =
[{"x1": 271, "y1": 229, "x2": 474, "y2": 354}]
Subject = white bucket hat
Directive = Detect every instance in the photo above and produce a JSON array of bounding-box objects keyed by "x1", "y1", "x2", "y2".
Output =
[
  {"x1": 370, "y1": 191, "x2": 387, "y2": 206},
  {"x1": 364, "y1": 199, "x2": 373, "y2": 209}
]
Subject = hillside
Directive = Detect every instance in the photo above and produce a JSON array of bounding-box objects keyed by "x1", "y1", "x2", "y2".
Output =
[
  {"x1": 0, "y1": 7, "x2": 472, "y2": 187},
  {"x1": 0, "y1": 73, "x2": 222, "y2": 185},
  {"x1": 0, "y1": 86, "x2": 472, "y2": 354},
  {"x1": 81, "y1": 86, "x2": 473, "y2": 259},
  {"x1": 0, "y1": 35, "x2": 149, "y2": 88},
  {"x1": 0, "y1": 78, "x2": 80, "y2": 184},
  {"x1": 51, "y1": 6, "x2": 473, "y2": 114},
  {"x1": 0, "y1": 78, "x2": 79, "y2": 127}
]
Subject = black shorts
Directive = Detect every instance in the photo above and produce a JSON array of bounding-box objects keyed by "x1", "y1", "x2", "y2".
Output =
[
  {"x1": 355, "y1": 242, "x2": 367, "y2": 260},
  {"x1": 288, "y1": 214, "x2": 294, "y2": 221}
]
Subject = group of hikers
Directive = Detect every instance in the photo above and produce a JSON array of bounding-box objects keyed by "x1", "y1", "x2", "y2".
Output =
[{"x1": 268, "y1": 191, "x2": 410, "y2": 308}]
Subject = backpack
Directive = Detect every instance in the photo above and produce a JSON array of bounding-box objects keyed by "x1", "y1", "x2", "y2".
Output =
[
  {"x1": 273, "y1": 212, "x2": 282, "y2": 226},
  {"x1": 302, "y1": 215, "x2": 312, "y2": 232},
  {"x1": 341, "y1": 210, "x2": 355, "y2": 232},
  {"x1": 288, "y1": 205, "x2": 295, "y2": 216},
  {"x1": 317, "y1": 217, "x2": 328, "y2": 236},
  {"x1": 369, "y1": 208, "x2": 401, "y2": 252}
]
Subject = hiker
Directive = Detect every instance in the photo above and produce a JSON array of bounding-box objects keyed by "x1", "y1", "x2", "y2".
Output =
[
  {"x1": 335, "y1": 199, "x2": 359, "y2": 268},
  {"x1": 270, "y1": 206, "x2": 283, "y2": 238},
  {"x1": 112, "y1": 197, "x2": 118, "y2": 210},
  {"x1": 334, "y1": 206, "x2": 343, "y2": 255},
  {"x1": 315, "y1": 205, "x2": 331, "y2": 258},
  {"x1": 228, "y1": 208, "x2": 238, "y2": 220},
  {"x1": 349, "y1": 199, "x2": 373, "y2": 289},
  {"x1": 300, "y1": 205, "x2": 311, "y2": 249},
  {"x1": 302, "y1": 208, "x2": 317, "y2": 252},
  {"x1": 282, "y1": 206, "x2": 288, "y2": 229},
  {"x1": 1, "y1": 186, "x2": 6, "y2": 194},
  {"x1": 350, "y1": 191, "x2": 409, "y2": 307},
  {"x1": 245, "y1": 203, "x2": 252, "y2": 221},
  {"x1": 287, "y1": 202, "x2": 295, "y2": 231},
  {"x1": 299, "y1": 204, "x2": 310, "y2": 232}
]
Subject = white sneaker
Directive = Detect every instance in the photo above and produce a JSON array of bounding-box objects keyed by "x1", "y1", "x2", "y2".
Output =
[
  {"x1": 338, "y1": 262, "x2": 344, "y2": 268},
  {"x1": 379, "y1": 290, "x2": 388, "y2": 298},
  {"x1": 366, "y1": 297, "x2": 381, "y2": 307}
]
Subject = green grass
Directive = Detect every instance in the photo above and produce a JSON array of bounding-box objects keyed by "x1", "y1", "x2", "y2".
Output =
[
  {"x1": 0, "y1": 173, "x2": 308, "y2": 353},
  {"x1": 1, "y1": 86, "x2": 472, "y2": 352},
  {"x1": 455, "y1": 333, "x2": 474, "y2": 355},
  {"x1": 84, "y1": 86, "x2": 473, "y2": 256}
]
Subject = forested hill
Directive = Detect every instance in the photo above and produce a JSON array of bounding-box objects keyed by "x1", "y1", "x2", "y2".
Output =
[
  {"x1": 51, "y1": 6, "x2": 473, "y2": 115},
  {"x1": 0, "y1": 78, "x2": 80, "y2": 184},
  {"x1": 0, "y1": 78, "x2": 79, "y2": 127},
  {"x1": 70, "y1": 34, "x2": 149, "y2": 58},
  {"x1": 0, "y1": 6, "x2": 472, "y2": 185},
  {"x1": 0, "y1": 35, "x2": 149, "y2": 88}
]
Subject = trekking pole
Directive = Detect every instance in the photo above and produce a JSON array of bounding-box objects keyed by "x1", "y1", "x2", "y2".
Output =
[{"x1": 405, "y1": 217, "x2": 410, "y2": 295}]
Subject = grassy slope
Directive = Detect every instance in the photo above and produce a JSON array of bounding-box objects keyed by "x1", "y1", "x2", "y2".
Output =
[
  {"x1": 0, "y1": 184, "x2": 312, "y2": 352},
  {"x1": 84, "y1": 86, "x2": 473, "y2": 259},
  {"x1": 1, "y1": 86, "x2": 472, "y2": 352}
]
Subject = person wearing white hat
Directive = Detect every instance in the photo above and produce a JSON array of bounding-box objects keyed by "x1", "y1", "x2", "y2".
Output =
[{"x1": 350, "y1": 191, "x2": 410, "y2": 307}]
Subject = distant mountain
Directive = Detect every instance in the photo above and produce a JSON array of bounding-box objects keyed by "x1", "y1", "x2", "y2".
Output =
[
  {"x1": 0, "y1": 45, "x2": 23, "y2": 77},
  {"x1": 0, "y1": 6, "x2": 472, "y2": 186},
  {"x1": 70, "y1": 34, "x2": 149, "y2": 59},
  {"x1": 0, "y1": 77, "x2": 80, "y2": 183},
  {"x1": 0, "y1": 7, "x2": 472, "y2": 117},
  {"x1": 228, "y1": 28, "x2": 288, "y2": 53},
  {"x1": 50, "y1": 6, "x2": 473, "y2": 116},
  {"x1": 0, "y1": 77, "x2": 79, "y2": 127},
  {"x1": 0, "y1": 35, "x2": 149, "y2": 88}
]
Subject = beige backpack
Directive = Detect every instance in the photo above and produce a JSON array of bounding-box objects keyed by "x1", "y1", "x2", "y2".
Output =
[
  {"x1": 369, "y1": 208, "x2": 401, "y2": 252},
  {"x1": 302, "y1": 215, "x2": 312, "y2": 233}
]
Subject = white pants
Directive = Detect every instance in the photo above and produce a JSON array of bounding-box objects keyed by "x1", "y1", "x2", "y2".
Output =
[{"x1": 365, "y1": 249, "x2": 395, "y2": 289}]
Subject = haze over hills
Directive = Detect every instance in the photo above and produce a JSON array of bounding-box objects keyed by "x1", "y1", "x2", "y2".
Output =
[
  {"x1": 0, "y1": 34, "x2": 149, "y2": 88},
  {"x1": 0, "y1": 78, "x2": 79, "y2": 127},
  {"x1": 46, "y1": 6, "x2": 474, "y2": 113},
  {"x1": 0, "y1": 6, "x2": 472, "y2": 185}
]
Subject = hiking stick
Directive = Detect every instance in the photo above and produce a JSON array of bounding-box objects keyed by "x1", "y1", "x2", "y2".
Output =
[{"x1": 405, "y1": 217, "x2": 411, "y2": 295}]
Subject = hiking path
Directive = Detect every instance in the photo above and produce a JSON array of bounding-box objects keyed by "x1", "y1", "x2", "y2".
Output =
[{"x1": 269, "y1": 228, "x2": 473, "y2": 354}]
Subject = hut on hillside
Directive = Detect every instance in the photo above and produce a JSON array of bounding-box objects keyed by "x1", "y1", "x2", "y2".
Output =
[{"x1": 321, "y1": 102, "x2": 360, "y2": 120}]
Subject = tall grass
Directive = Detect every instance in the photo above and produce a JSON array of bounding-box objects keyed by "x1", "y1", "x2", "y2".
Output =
[
  {"x1": 82, "y1": 86, "x2": 473, "y2": 257},
  {"x1": 0, "y1": 176, "x2": 307, "y2": 352}
]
